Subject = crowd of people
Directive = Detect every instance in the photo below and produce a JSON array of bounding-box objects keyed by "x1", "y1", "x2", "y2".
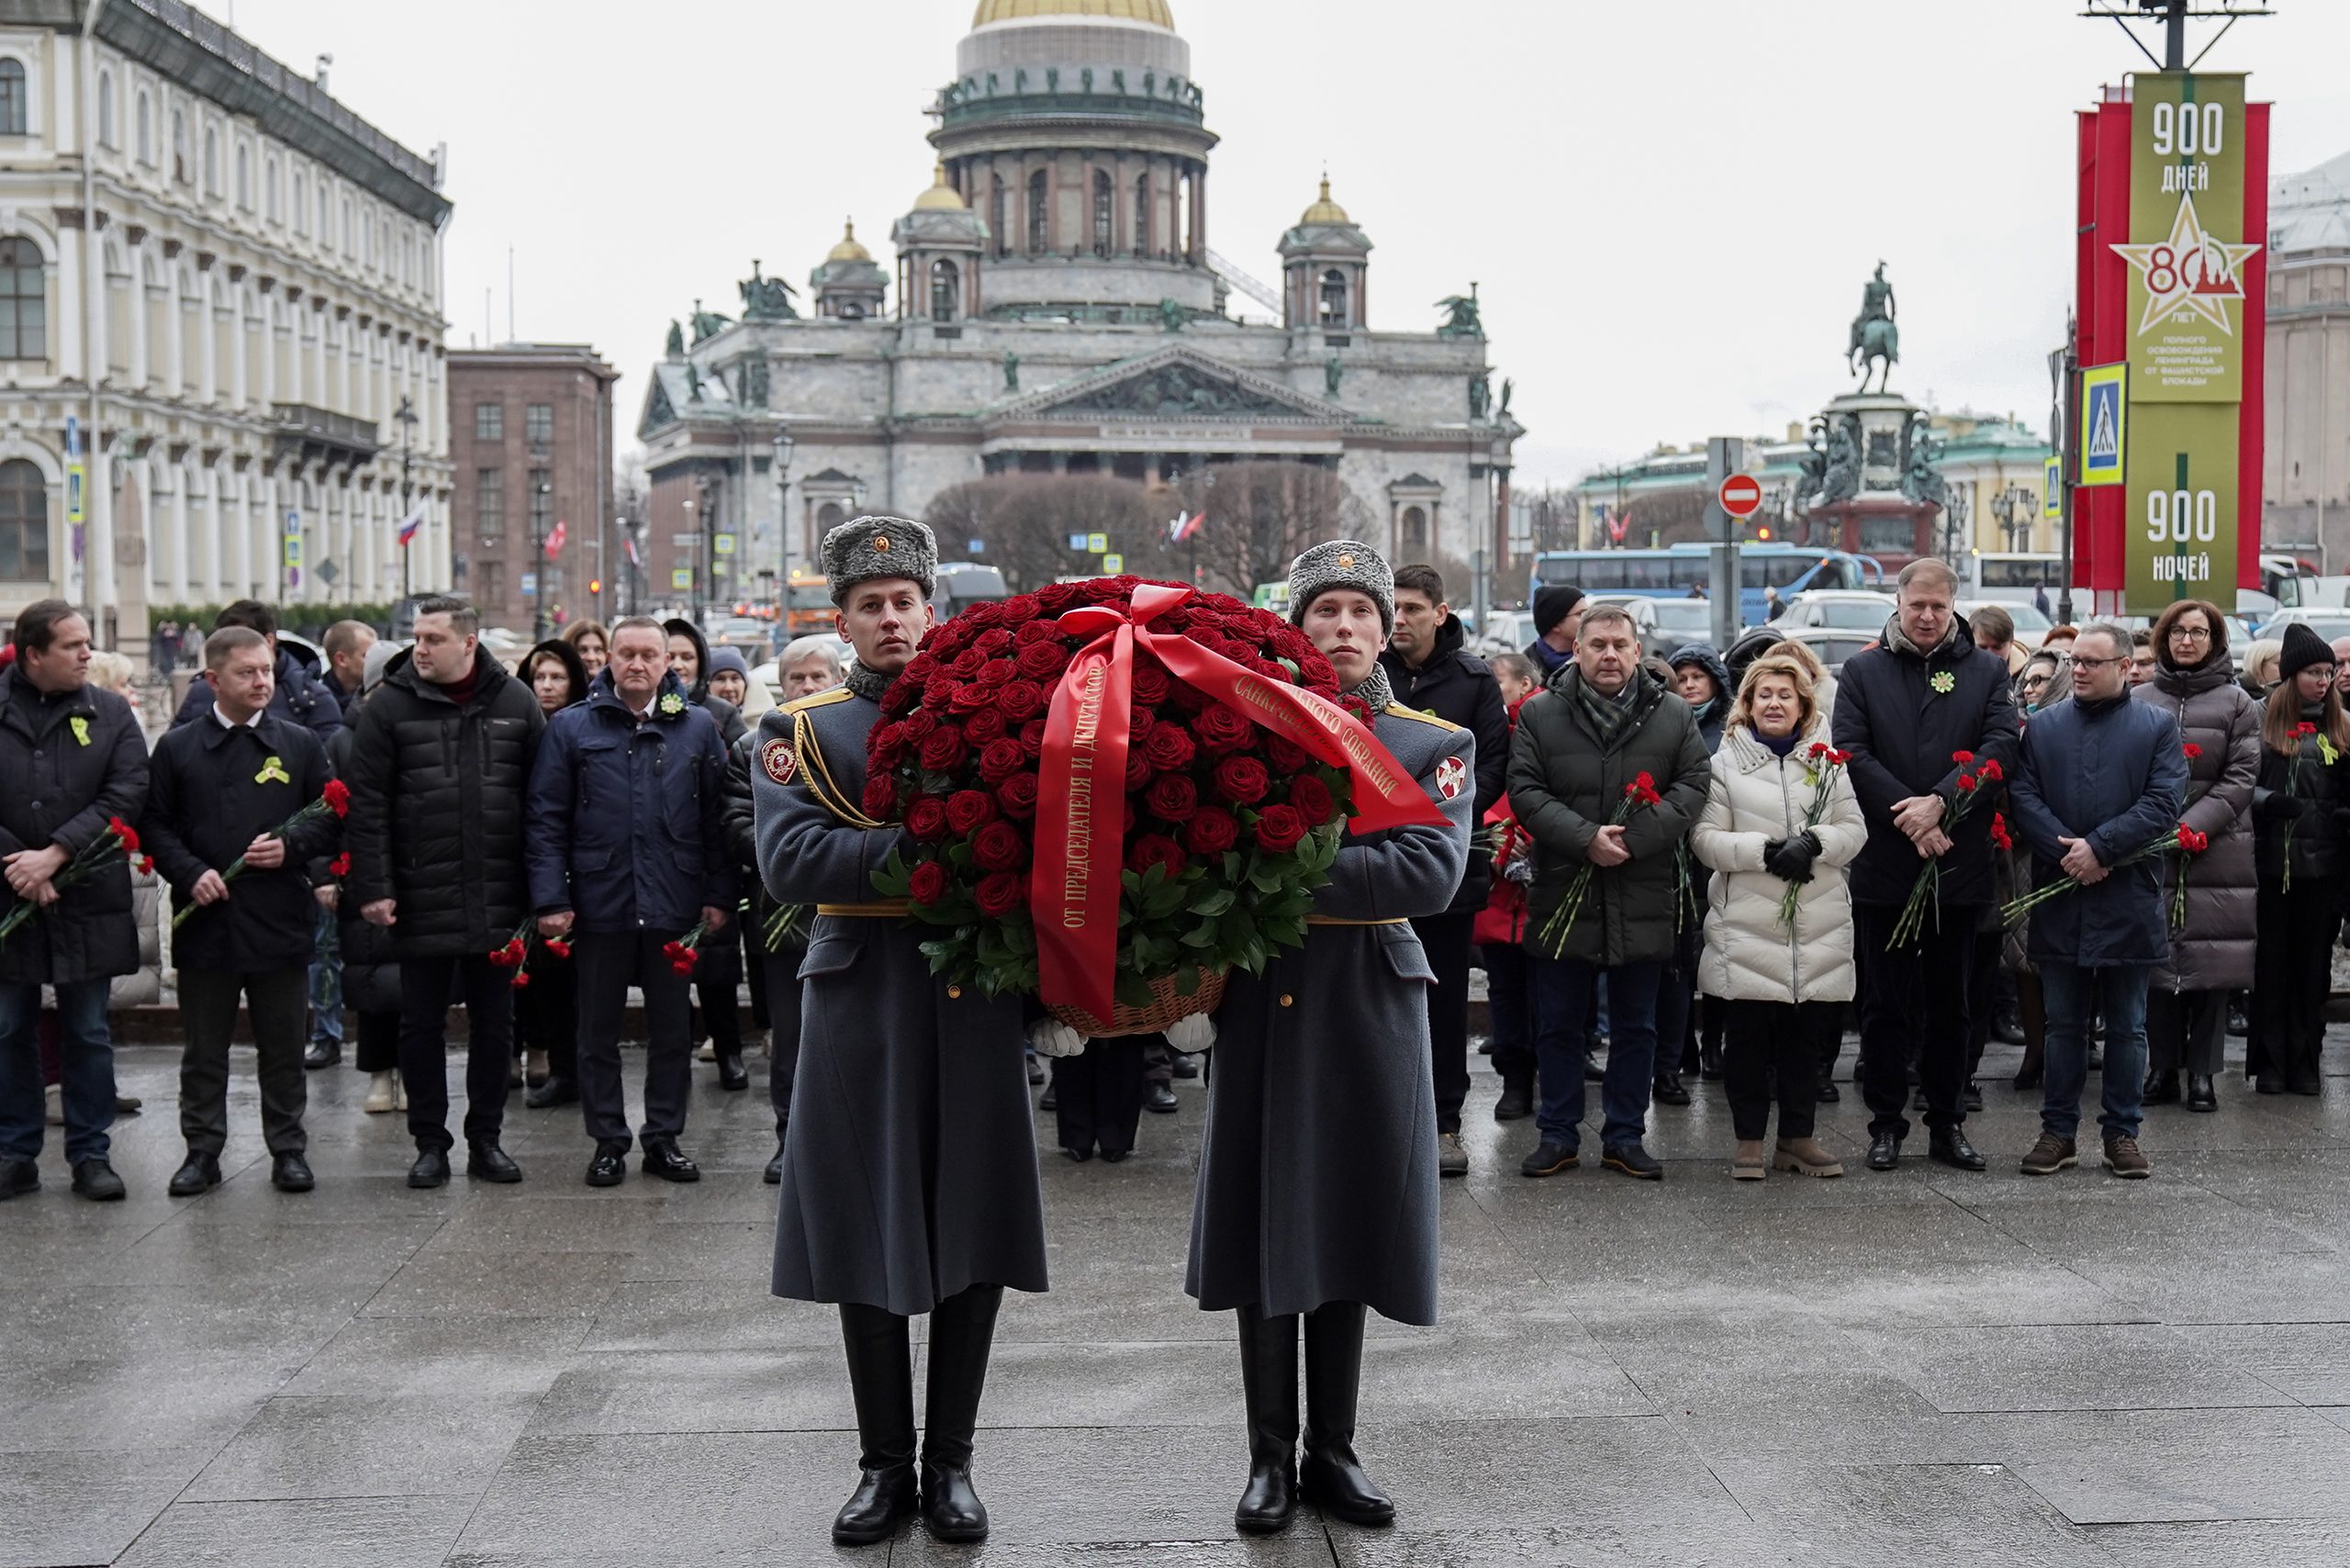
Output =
[{"x1": 0, "y1": 532, "x2": 2337, "y2": 1546}]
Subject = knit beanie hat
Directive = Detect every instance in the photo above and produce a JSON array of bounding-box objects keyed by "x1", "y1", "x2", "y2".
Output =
[
  {"x1": 2277, "y1": 621, "x2": 2335, "y2": 684},
  {"x1": 1533, "y1": 584, "x2": 1584, "y2": 638}
]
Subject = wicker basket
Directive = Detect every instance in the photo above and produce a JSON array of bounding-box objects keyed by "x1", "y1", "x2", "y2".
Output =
[{"x1": 1047, "y1": 967, "x2": 1226, "y2": 1038}]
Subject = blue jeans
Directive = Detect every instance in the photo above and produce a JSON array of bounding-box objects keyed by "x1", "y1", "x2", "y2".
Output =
[
  {"x1": 0, "y1": 980, "x2": 115, "y2": 1162},
  {"x1": 1531, "y1": 957, "x2": 1662, "y2": 1151},
  {"x1": 309, "y1": 904, "x2": 342, "y2": 1046},
  {"x1": 2039, "y1": 960, "x2": 2151, "y2": 1142}
]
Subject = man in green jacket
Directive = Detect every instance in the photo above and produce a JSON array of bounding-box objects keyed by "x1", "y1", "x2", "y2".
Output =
[{"x1": 1505, "y1": 602, "x2": 1712, "y2": 1181}]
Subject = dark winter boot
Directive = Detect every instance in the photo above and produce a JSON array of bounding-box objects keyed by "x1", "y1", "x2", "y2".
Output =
[
  {"x1": 1300, "y1": 1302, "x2": 1394, "y2": 1527},
  {"x1": 832, "y1": 1305, "x2": 917, "y2": 1546},
  {"x1": 920, "y1": 1283, "x2": 1003, "y2": 1542},
  {"x1": 1234, "y1": 1305, "x2": 1300, "y2": 1533}
]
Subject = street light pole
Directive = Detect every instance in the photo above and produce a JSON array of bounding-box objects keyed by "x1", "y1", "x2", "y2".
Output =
[
  {"x1": 532, "y1": 476, "x2": 552, "y2": 640},
  {"x1": 772, "y1": 426, "x2": 795, "y2": 633},
  {"x1": 395, "y1": 394, "x2": 418, "y2": 599}
]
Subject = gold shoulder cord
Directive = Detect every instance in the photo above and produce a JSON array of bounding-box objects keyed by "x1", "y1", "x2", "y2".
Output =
[{"x1": 794, "y1": 709, "x2": 884, "y2": 830}]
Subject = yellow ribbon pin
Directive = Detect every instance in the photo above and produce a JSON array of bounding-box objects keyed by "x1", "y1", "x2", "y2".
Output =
[
  {"x1": 255, "y1": 755, "x2": 293, "y2": 786},
  {"x1": 69, "y1": 716, "x2": 89, "y2": 746}
]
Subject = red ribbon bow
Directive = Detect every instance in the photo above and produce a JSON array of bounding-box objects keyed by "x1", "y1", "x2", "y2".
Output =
[{"x1": 1031, "y1": 581, "x2": 1447, "y2": 1024}]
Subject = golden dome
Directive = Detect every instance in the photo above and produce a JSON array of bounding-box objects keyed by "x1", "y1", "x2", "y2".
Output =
[
  {"x1": 971, "y1": 0, "x2": 1175, "y2": 28},
  {"x1": 1300, "y1": 176, "x2": 1349, "y2": 226},
  {"x1": 826, "y1": 219, "x2": 873, "y2": 263},
  {"x1": 912, "y1": 163, "x2": 967, "y2": 212}
]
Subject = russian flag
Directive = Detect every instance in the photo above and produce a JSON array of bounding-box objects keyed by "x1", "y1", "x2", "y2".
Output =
[
  {"x1": 1167, "y1": 510, "x2": 1203, "y2": 543},
  {"x1": 396, "y1": 501, "x2": 427, "y2": 546}
]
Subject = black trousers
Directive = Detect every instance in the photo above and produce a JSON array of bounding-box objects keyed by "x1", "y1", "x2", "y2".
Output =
[
  {"x1": 1481, "y1": 941, "x2": 1537, "y2": 1085},
  {"x1": 178, "y1": 966, "x2": 308, "y2": 1157},
  {"x1": 1410, "y1": 910, "x2": 1474, "y2": 1136},
  {"x1": 1964, "y1": 926, "x2": 2003, "y2": 1080},
  {"x1": 1853, "y1": 902, "x2": 1977, "y2": 1138},
  {"x1": 2250, "y1": 880, "x2": 2333, "y2": 1083},
  {"x1": 1052, "y1": 1036, "x2": 1147, "y2": 1157},
  {"x1": 2146, "y1": 987, "x2": 2226, "y2": 1076},
  {"x1": 691, "y1": 924, "x2": 744, "y2": 1059},
  {"x1": 761, "y1": 942, "x2": 804, "y2": 1141},
  {"x1": 512, "y1": 959, "x2": 578, "y2": 1081},
  {"x1": 573, "y1": 927, "x2": 696, "y2": 1148},
  {"x1": 1720, "y1": 998, "x2": 1836, "y2": 1141},
  {"x1": 353, "y1": 1009, "x2": 399, "y2": 1074},
  {"x1": 398, "y1": 953, "x2": 515, "y2": 1152}
]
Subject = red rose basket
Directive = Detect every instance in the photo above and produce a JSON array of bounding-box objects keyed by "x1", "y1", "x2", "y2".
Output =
[{"x1": 865, "y1": 577, "x2": 1445, "y2": 1035}]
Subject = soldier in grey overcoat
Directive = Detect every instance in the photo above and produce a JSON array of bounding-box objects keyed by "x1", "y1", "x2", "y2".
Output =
[
  {"x1": 754, "y1": 517, "x2": 1046, "y2": 1550},
  {"x1": 1185, "y1": 540, "x2": 1472, "y2": 1537}
]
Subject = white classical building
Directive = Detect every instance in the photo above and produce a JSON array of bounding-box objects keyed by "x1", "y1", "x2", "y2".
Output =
[
  {"x1": 0, "y1": 0, "x2": 452, "y2": 651},
  {"x1": 635, "y1": 0, "x2": 1519, "y2": 599}
]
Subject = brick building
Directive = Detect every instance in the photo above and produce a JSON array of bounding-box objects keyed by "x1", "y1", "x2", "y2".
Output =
[{"x1": 448, "y1": 343, "x2": 617, "y2": 634}]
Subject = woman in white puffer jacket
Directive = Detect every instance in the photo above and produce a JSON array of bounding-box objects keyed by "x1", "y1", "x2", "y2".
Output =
[{"x1": 1692, "y1": 654, "x2": 1867, "y2": 1182}]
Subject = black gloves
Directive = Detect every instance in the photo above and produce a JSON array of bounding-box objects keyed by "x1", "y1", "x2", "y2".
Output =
[
  {"x1": 2256, "y1": 789, "x2": 2309, "y2": 823},
  {"x1": 1764, "y1": 831, "x2": 1821, "y2": 884}
]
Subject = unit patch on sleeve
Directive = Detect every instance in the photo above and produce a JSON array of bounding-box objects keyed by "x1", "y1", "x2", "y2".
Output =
[
  {"x1": 1436, "y1": 755, "x2": 1466, "y2": 801},
  {"x1": 761, "y1": 736, "x2": 797, "y2": 786}
]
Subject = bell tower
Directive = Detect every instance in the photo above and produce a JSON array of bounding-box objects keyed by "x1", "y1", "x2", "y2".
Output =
[{"x1": 1278, "y1": 178, "x2": 1371, "y2": 332}]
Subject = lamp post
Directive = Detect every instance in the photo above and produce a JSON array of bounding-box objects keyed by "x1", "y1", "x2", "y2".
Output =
[
  {"x1": 531, "y1": 476, "x2": 553, "y2": 640},
  {"x1": 395, "y1": 394, "x2": 418, "y2": 599},
  {"x1": 772, "y1": 425, "x2": 795, "y2": 630},
  {"x1": 691, "y1": 476, "x2": 712, "y2": 622}
]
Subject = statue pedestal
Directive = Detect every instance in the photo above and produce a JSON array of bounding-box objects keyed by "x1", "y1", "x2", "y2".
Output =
[{"x1": 1805, "y1": 494, "x2": 1942, "y2": 571}]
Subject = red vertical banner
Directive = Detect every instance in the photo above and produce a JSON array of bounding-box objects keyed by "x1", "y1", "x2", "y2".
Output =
[
  {"x1": 2240, "y1": 100, "x2": 2270, "y2": 591},
  {"x1": 2087, "y1": 95, "x2": 2135, "y2": 601}
]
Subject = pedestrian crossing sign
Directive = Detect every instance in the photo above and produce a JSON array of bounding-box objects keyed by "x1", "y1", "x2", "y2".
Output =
[{"x1": 2079, "y1": 363, "x2": 2126, "y2": 487}]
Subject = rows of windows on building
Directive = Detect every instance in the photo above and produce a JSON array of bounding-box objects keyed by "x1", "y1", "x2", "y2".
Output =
[{"x1": 981, "y1": 168, "x2": 1199, "y2": 263}]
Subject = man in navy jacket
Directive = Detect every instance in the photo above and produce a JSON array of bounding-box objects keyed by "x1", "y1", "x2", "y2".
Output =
[
  {"x1": 525, "y1": 617, "x2": 733, "y2": 1188},
  {"x1": 168, "y1": 600, "x2": 343, "y2": 744},
  {"x1": 2009, "y1": 622, "x2": 2186, "y2": 1181}
]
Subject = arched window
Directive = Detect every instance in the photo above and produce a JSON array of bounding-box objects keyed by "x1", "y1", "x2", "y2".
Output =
[
  {"x1": 1091, "y1": 170, "x2": 1113, "y2": 257},
  {"x1": 341, "y1": 196, "x2": 352, "y2": 254},
  {"x1": 202, "y1": 125, "x2": 218, "y2": 195},
  {"x1": 1401, "y1": 506, "x2": 1427, "y2": 553},
  {"x1": 0, "y1": 60, "x2": 24, "y2": 137},
  {"x1": 264, "y1": 155, "x2": 279, "y2": 221},
  {"x1": 1133, "y1": 175, "x2": 1149, "y2": 256},
  {"x1": 990, "y1": 175, "x2": 1007, "y2": 258},
  {"x1": 0, "y1": 237, "x2": 46, "y2": 361},
  {"x1": 293, "y1": 169, "x2": 308, "y2": 234},
  {"x1": 234, "y1": 142, "x2": 249, "y2": 208},
  {"x1": 96, "y1": 72, "x2": 114, "y2": 147},
  {"x1": 1026, "y1": 169, "x2": 1048, "y2": 254},
  {"x1": 135, "y1": 91, "x2": 151, "y2": 164},
  {"x1": 0, "y1": 459, "x2": 47, "y2": 581},
  {"x1": 930, "y1": 258, "x2": 959, "y2": 322},
  {"x1": 170, "y1": 109, "x2": 186, "y2": 184},
  {"x1": 1319, "y1": 269, "x2": 1348, "y2": 327}
]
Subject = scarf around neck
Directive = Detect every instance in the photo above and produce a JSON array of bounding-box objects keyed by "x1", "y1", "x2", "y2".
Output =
[
  {"x1": 1344, "y1": 664, "x2": 1394, "y2": 714},
  {"x1": 1570, "y1": 666, "x2": 1654, "y2": 754},
  {"x1": 844, "y1": 660, "x2": 895, "y2": 705}
]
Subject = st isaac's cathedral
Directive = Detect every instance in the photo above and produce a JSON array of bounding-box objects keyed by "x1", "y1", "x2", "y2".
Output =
[{"x1": 636, "y1": 0, "x2": 1521, "y2": 592}]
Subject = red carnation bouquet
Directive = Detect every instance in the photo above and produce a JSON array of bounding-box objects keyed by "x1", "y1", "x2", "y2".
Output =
[
  {"x1": 0, "y1": 815, "x2": 145, "y2": 948},
  {"x1": 864, "y1": 577, "x2": 1443, "y2": 1034},
  {"x1": 489, "y1": 917, "x2": 572, "y2": 990},
  {"x1": 171, "y1": 778, "x2": 352, "y2": 931},
  {"x1": 1887, "y1": 751, "x2": 2001, "y2": 949}
]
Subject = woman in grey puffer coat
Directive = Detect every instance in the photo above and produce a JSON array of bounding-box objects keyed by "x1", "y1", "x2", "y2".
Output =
[{"x1": 2132, "y1": 599, "x2": 2257, "y2": 1113}]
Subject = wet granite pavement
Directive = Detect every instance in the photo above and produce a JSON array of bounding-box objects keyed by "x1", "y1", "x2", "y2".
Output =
[{"x1": 4, "y1": 1030, "x2": 2347, "y2": 1567}]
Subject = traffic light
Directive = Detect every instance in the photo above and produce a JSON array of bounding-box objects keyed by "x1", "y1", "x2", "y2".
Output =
[
  {"x1": 589, "y1": 577, "x2": 602, "y2": 595},
  {"x1": 1752, "y1": 524, "x2": 1774, "y2": 542}
]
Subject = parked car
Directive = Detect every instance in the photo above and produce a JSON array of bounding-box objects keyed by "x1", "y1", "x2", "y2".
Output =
[
  {"x1": 1772, "y1": 589, "x2": 1898, "y2": 633},
  {"x1": 1772, "y1": 626, "x2": 1878, "y2": 670},
  {"x1": 1581, "y1": 594, "x2": 1663, "y2": 657},
  {"x1": 1639, "y1": 596, "x2": 1727, "y2": 657},
  {"x1": 1958, "y1": 599, "x2": 2053, "y2": 653},
  {"x1": 1472, "y1": 610, "x2": 1535, "y2": 659},
  {"x1": 2255, "y1": 607, "x2": 2350, "y2": 645}
]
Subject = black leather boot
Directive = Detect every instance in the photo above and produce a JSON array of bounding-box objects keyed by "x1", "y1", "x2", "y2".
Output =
[
  {"x1": 920, "y1": 1283, "x2": 1002, "y2": 1543},
  {"x1": 1234, "y1": 1305, "x2": 1299, "y2": 1533},
  {"x1": 1300, "y1": 1302, "x2": 1394, "y2": 1527},
  {"x1": 832, "y1": 1304, "x2": 917, "y2": 1546}
]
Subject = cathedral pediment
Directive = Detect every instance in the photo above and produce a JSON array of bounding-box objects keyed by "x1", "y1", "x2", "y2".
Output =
[{"x1": 1000, "y1": 346, "x2": 1343, "y2": 425}]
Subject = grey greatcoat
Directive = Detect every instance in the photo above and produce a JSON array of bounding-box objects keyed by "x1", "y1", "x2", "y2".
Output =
[
  {"x1": 754, "y1": 684, "x2": 1047, "y2": 1317},
  {"x1": 2132, "y1": 655, "x2": 2259, "y2": 993},
  {"x1": 1186, "y1": 705, "x2": 1473, "y2": 1327}
]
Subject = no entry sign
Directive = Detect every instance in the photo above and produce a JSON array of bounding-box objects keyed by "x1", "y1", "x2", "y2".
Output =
[{"x1": 1718, "y1": 474, "x2": 1763, "y2": 520}]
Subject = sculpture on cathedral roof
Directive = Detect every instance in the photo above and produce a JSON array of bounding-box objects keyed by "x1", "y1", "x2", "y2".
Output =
[
  {"x1": 689, "y1": 299, "x2": 733, "y2": 344},
  {"x1": 1436, "y1": 285, "x2": 1483, "y2": 339},
  {"x1": 1003, "y1": 351, "x2": 1021, "y2": 392},
  {"x1": 740, "y1": 262, "x2": 800, "y2": 322},
  {"x1": 665, "y1": 319, "x2": 684, "y2": 358}
]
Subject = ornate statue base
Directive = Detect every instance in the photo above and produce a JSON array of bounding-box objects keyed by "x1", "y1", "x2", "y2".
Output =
[{"x1": 1802, "y1": 495, "x2": 1942, "y2": 571}]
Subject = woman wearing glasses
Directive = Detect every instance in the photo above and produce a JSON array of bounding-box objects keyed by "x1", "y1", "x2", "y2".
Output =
[{"x1": 2132, "y1": 600, "x2": 2258, "y2": 1114}]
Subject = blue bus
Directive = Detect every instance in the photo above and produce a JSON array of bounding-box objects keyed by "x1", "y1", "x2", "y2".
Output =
[{"x1": 1528, "y1": 545, "x2": 1883, "y2": 629}]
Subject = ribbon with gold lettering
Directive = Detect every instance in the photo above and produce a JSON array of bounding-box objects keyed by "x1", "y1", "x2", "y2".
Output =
[{"x1": 1031, "y1": 581, "x2": 1446, "y2": 1024}]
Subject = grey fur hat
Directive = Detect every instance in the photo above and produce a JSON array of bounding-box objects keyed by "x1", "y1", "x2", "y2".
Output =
[
  {"x1": 1287, "y1": 538, "x2": 1394, "y2": 634},
  {"x1": 822, "y1": 514, "x2": 936, "y2": 606}
]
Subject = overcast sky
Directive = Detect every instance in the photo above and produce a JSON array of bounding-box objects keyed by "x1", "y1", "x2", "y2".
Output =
[{"x1": 219, "y1": 0, "x2": 2350, "y2": 490}]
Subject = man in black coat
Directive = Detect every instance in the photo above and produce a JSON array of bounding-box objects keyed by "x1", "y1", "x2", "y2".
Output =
[
  {"x1": 302, "y1": 620, "x2": 377, "y2": 1072},
  {"x1": 1381, "y1": 564, "x2": 1510, "y2": 1176},
  {"x1": 525, "y1": 618, "x2": 733, "y2": 1188},
  {"x1": 145, "y1": 627, "x2": 341, "y2": 1198},
  {"x1": 345, "y1": 597, "x2": 544, "y2": 1190},
  {"x1": 167, "y1": 599, "x2": 344, "y2": 745},
  {"x1": 662, "y1": 616, "x2": 749, "y2": 1088},
  {"x1": 1832, "y1": 558, "x2": 2020, "y2": 1174},
  {"x1": 0, "y1": 601, "x2": 148, "y2": 1203}
]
